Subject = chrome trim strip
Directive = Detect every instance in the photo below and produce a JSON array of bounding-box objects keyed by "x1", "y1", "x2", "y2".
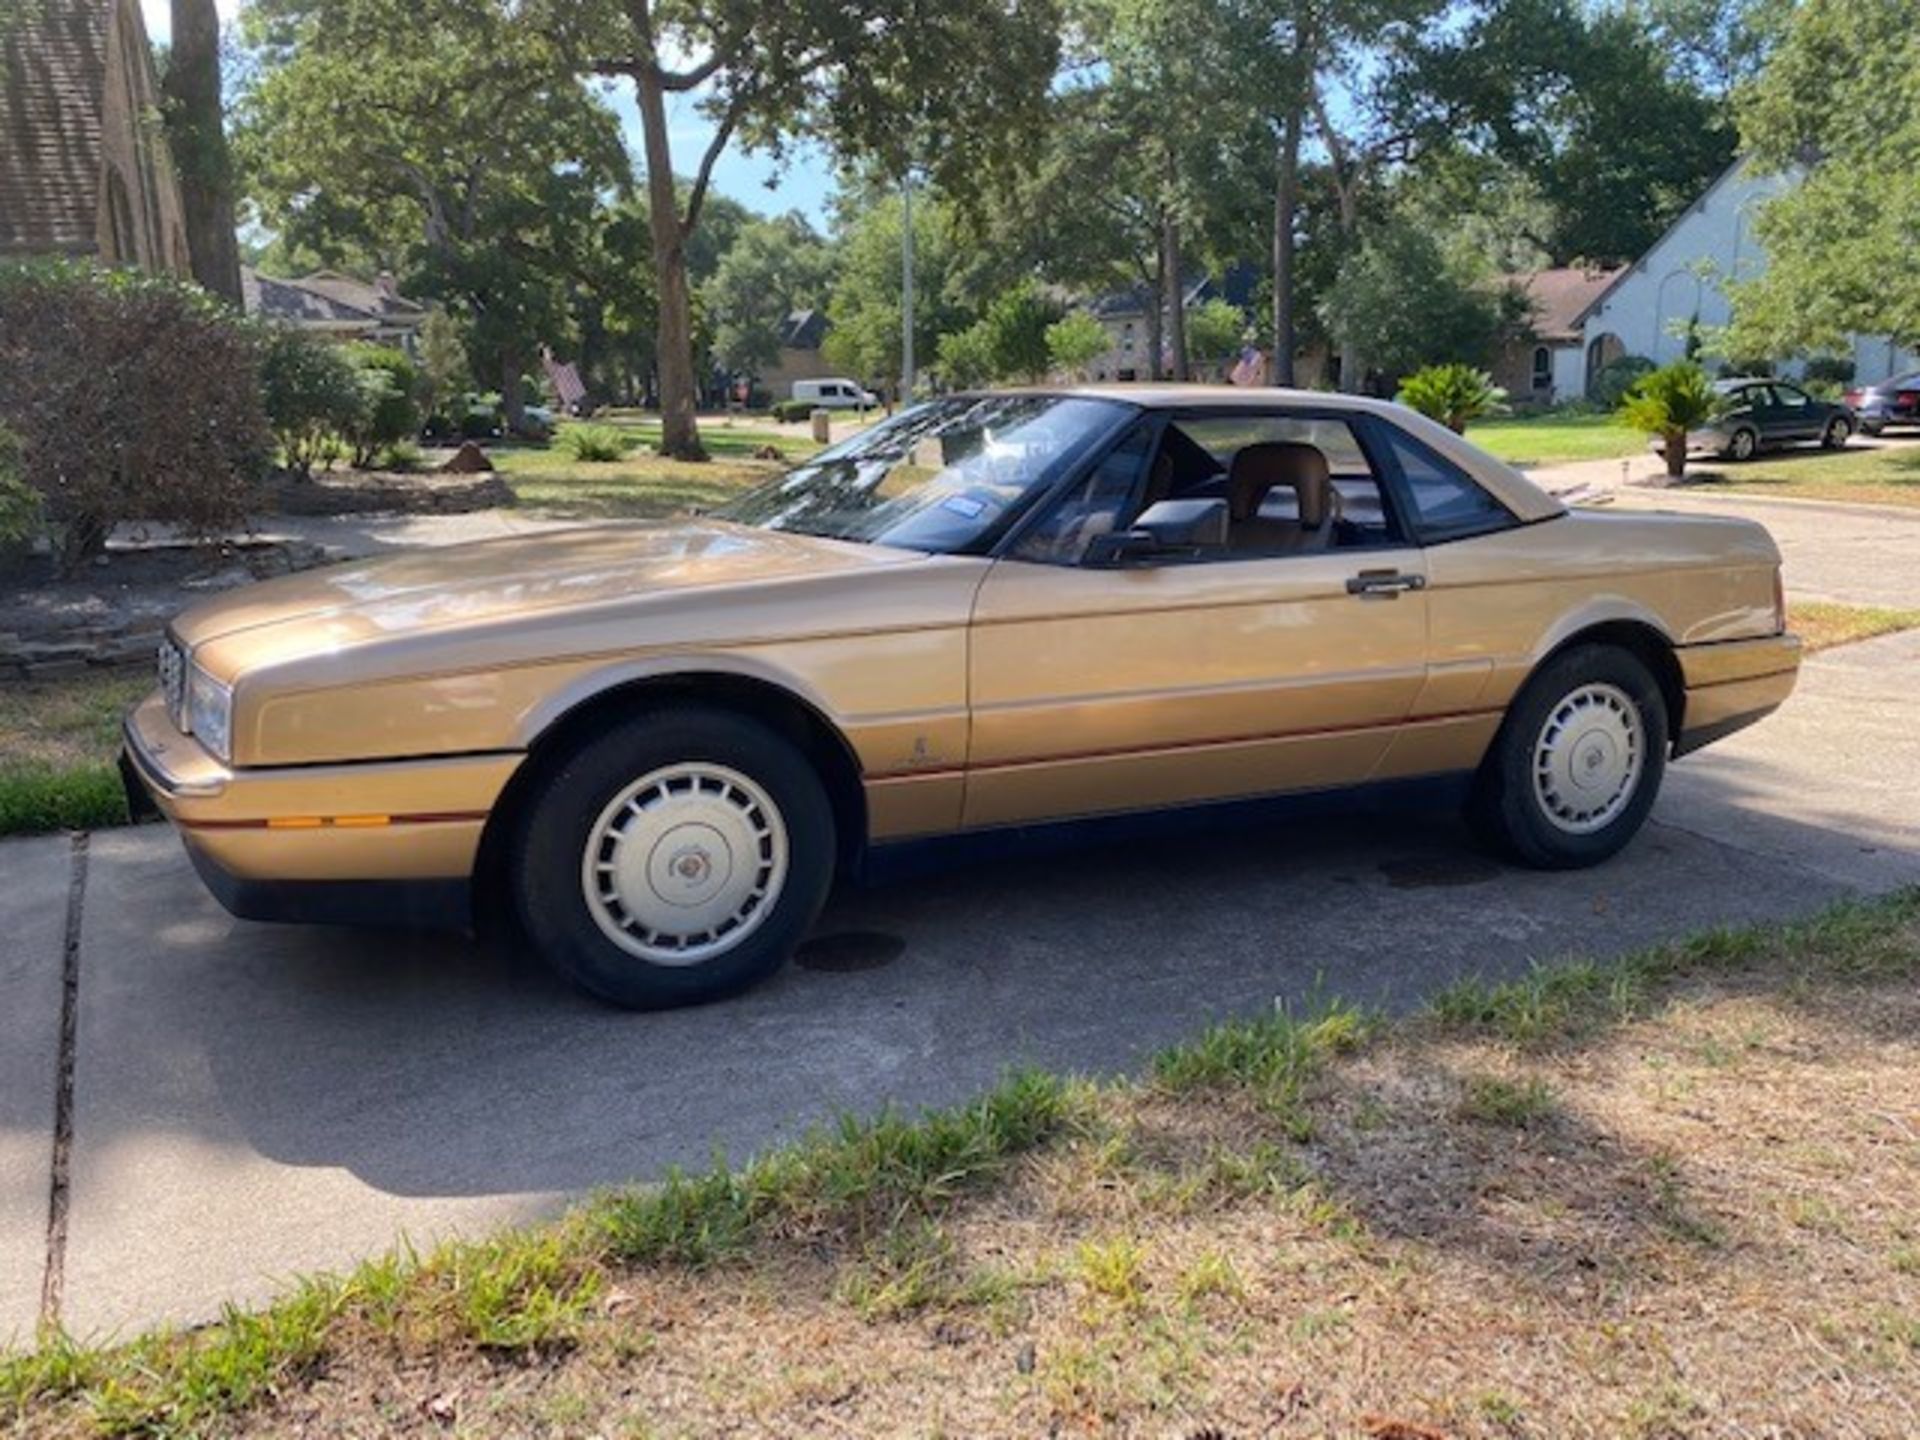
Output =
[{"x1": 121, "y1": 716, "x2": 229, "y2": 800}]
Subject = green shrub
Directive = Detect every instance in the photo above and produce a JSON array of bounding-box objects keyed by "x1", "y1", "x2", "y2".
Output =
[
  {"x1": 1618, "y1": 360, "x2": 1720, "y2": 479},
  {"x1": 380, "y1": 440, "x2": 423, "y2": 472},
  {"x1": 0, "y1": 422, "x2": 39, "y2": 544},
  {"x1": 1395, "y1": 363, "x2": 1510, "y2": 433},
  {"x1": 553, "y1": 422, "x2": 634, "y2": 463},
  {"x1": 256, "y1": 325, "x2": 364, "y2": 478},
  {"x1": 771, "y1": 399, "x2": 817, "y2": 423},
  {"x1": 0, "y1": 261, "x2": 268, "y2": 570},
  {"x1": 1589, "y1": 354, "x2": 1656, "y2": 408},
  {"x1": 0, "y1": 763, "x2": 128, "y2": 835},
  {"x1": 1803, "y1": 354, "x2": 1856, "y2": 388},
  {"x1": 343, "y1": 345, "x2": 424, "y2": 468}
]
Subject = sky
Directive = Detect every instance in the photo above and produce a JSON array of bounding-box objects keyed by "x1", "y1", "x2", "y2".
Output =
[{"x1": 138, "y1": 0, "x2": 837, "y2": 226}]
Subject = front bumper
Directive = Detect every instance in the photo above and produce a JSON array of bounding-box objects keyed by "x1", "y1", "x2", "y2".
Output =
[
  {"x1": 1673, "y1": 633, "x2": 1801, "y2": 757},
  {"x1": 121, "y1": 689, "x2": 523, "y2": 926}
]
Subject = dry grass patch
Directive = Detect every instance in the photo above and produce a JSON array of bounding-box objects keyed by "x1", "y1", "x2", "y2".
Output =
[
  {"x1": 1790, "y1": 599, "x2": 1920, "y2": 653},
  {"x1": 7, "y1": 896, "x2": 1919, "y2": 1438}
]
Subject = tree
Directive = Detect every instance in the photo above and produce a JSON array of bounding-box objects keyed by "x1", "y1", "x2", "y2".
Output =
[
  {"x1": 238, "y1": 0, "x2": 630, "y2": 432},
  {"x1": 1723, "y1": 0, "x2": 1920, "y2": 358},
  {"x1": 162, "y1": 0, "x2": 243, "y2": 303},
  {"x1": 703, "y1": 214, "x2": 833, "y2": 378},
  {"x1": 1320, "y1": 210, "x2": 1519, "y2": 392},
  {"x1": 1046, "y1": 310, "x2": 1111, "y2": 378},
  {"x1": 823, "y1": 192, "x2": 967, "y2": 394},
  {"x1": 1400, "y1": 0, "x2": 1736, "y2": 265},
  {"x1": 1618, "y1": 360, "x2": 1719, "y2": 479},
  {"x1": 1185, "y1": 296, "x2": 1246, "y2": 370},
  {"x1": 578, "y1": 0, "x2": 1062, "y2": 458},
  {"x1": 1396, "y1": 363, "x2": 1509, "y2": 433}
]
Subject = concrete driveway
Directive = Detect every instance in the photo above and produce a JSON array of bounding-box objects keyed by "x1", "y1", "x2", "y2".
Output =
[{"x1": 4, "y1": 626, "x2": 1916, "y2": 1346}]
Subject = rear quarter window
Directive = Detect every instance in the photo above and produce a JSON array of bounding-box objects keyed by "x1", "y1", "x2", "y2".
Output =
[{"x1": 1374, "y1": 426, "x2": 1518, "y2": 544}]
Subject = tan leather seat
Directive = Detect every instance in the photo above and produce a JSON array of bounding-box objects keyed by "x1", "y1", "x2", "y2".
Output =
[{"x1": 1225, "y1": 442, "x2": 1339, "y2": 552}]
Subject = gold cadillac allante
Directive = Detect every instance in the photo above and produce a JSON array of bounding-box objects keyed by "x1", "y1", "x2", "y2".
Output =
[{"x1": 124, "y1": 387, "x2": 1801, "y2": 1008}]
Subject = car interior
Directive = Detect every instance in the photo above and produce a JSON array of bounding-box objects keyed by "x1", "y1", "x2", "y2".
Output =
[{"x1": 1015, "y1": 413, "x2": 1401, "y2": 565}]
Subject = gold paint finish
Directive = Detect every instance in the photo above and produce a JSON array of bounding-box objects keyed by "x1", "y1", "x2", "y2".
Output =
[{"x1": 122, "y1": 389, "x2": 1801, "y2": 902}]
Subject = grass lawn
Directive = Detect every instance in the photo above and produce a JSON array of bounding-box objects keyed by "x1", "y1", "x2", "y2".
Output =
[
  {"x1": 1683, "y1": 437, "x2": 1920, "y2": 508},
  {"x1": 1791, "y1": 599, "x2": 1920, "y2": 652},
  {"x1": 1463, "y1": 411, "x2": 1645, "y2": 466},
  {"x1": 494, "y1": 416, "x2": 822, "y2": 520},
  {"x1": 9, "y1": 892, "x2": 1919, "y2": 1437},
  {"x1": 0, "y1": 670, "x2": 148, "y2": 835}
]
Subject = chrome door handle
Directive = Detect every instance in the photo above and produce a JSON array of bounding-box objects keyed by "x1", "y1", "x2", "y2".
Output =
[{"x1": 1346, "y1": 570, "x2": 1426, "y2": 596}]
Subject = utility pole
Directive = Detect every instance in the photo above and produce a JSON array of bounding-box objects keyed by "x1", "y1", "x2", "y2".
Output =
[{"x1": 901, "y1": 170, "x2": 916, "y2": 402}]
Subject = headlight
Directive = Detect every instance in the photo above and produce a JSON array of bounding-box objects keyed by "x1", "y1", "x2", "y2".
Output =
[{"x1": 186, "y1": 664, "x2": 233, "y2": 763}]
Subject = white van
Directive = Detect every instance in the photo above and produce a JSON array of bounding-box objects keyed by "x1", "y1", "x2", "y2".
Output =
[{"x1": 792, "y1": 377, "x2": 879, "y2": 410}]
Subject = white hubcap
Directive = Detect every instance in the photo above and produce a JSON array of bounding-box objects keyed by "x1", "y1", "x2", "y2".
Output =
[
  {"x1": 581, "y1": 763, "x2": 788, "y2": 965},
  {"x1": 1532, "y1": 683, "x2": 1644, "y2": 835}
]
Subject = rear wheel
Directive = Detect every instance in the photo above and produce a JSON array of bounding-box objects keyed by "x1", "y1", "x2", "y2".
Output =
[
  {"x1": 1727, "y1": 427, "x2": 1758, "y2": 461},
  {"x1": 1822, "y1": 416, "x2": 1852, "y2": 448},
  {"x1": 510, "y1": 707, "x2": 835, "y2": 1008},
  {"x1": 1469, "y1": 644, "x2": 1669, "y2": 869}
]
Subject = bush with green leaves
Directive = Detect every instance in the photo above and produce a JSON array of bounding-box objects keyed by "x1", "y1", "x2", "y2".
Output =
[
  {"x1": 554, "y1": 422, "x2": 635, "y2": 463},
  {"x1": 1045, "y1": 309, "x2": 1110, "y2": 378},
  {"x1": 771, "y1": 399, "x2": 818, "y2": 423},
  {"x1": 256, "y1": 325, "x2": 366, "y2": 478},
  {"x1": 0, "y1": 260, "x2": 268, "y2": 570},
  {"x1": 0, "y1": 422, "x2": 39, "y2": 545},
  {"x1": 1588, "y1": 354, "x2": 1656, "y2": 408},
  {"x1": 1395, "y1": 363, "x2": 1510, "y2": 433},
  {"x1": 343, "y1": 345, "x2": 424, "y2": 468},
  {"x1": 1618, "y1": 360, "x2": 1721, "y2": 479}
]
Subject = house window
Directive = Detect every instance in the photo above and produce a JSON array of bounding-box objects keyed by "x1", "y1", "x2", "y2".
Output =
[
  {"x1": 1531, "y1": 346, "x2": 1552, "y2": 392},
  {"x1": 1121, "y1": 322, "x2": 1135, "y2": 354}
]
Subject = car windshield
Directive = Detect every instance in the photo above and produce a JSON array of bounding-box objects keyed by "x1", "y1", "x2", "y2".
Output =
[{"x1": 718, "y1": 395, "x2": 1128, "y2": 552}]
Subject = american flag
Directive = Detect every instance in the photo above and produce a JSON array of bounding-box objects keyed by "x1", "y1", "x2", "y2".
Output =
[
  {"x1": 541, "y1": 348, "x2": 587, "y2": 411},
  {"x1": 1230, "y1": 346, "x2": 1267, "y2": 387}
]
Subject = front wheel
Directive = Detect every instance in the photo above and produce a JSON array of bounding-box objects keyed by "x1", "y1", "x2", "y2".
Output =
[
  {"x1": 1469, "y1": 645, "x2": 1669, "y2": 869},
  {"x1": 509, "y1": 707, "x2": 836, "y2": 1008}
]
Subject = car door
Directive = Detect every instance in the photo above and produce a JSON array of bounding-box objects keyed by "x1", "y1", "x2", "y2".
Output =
[
  {"x1": 963, "y1": 410, "x2": 1432, "y2": 829},
  {"x1": 1766, "y1": 383, "x2": 1821, "y2": 441}
]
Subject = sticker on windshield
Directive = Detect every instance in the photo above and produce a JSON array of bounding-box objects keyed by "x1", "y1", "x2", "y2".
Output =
[{"x1": 940, "y1": 494, "x2": 987, "y2": 519}]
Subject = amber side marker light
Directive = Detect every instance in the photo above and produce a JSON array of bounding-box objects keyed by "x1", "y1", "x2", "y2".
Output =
[{"x1": 264, "y1": 815, "x2": 392, "y2": 830}]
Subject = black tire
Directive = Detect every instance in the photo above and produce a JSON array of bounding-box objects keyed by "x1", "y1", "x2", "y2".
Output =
[
  {"x1": 1468, "y1": 644, "x2": 1669, "y2": 870},
  {"x1": 1727, "y1": 427, "x2": 1758, "y2": 461},
  {"x1": 1822, "y1": 416, "x2": 1852, "y2": 448},
  {"x1": 509, "y1": 706, "x2": 835, "y2": 1009}
]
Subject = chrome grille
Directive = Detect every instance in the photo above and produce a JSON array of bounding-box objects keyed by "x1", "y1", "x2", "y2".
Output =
[{"x1": 157, "y1": 635, "x2": 188, "y2": 730}]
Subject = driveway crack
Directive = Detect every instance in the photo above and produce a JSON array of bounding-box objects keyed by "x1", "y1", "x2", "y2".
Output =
[{"x1": 39, "y1": 831, "x2": 88, "y2": 1333}]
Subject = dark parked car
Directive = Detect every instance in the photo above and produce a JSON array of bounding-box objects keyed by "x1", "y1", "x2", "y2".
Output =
[
  {"x1": 1843, "y1": 371, "x2": 1920, "y2": 435},
  {"x1": 1689, "y1": 378, "x2": 1854, "y2": 461}
]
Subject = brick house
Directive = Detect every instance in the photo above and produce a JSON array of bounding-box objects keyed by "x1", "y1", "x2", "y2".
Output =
[{"x1": 0, "y1": 0, "x2": 191, "y2": 276}]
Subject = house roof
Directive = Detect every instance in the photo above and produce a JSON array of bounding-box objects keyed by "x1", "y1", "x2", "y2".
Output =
[
  {"x1": 0, "y1": 0, "x2": 116, "y2": 257},
  {"x1": 1568, "y1": 156, "x2": 1759, "y2": 330},
  {"x1": 780, "y1": 307, "x2": 827, "y2": 350},
  {"x1": 1089, "y1": 263, "x2": 1261, "y2": 321},
  {"x1": 242, "y1": 267, "x2": 426, "y2": 331},
  {"x1": 1513, "y1": 266, "x2": 1624, "y2": 342}
]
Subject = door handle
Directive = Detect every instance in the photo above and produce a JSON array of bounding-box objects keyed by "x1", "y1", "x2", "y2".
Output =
[{"x1": 1346, "y1": 569, "x2": 1426, "y2": 596}]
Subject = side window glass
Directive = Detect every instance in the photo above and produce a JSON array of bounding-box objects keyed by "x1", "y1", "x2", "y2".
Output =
[
  {"x1": 1170, "y1": 414, "x2": 1398, "y2": 555},
  {"x1": 1380, "y1": 430, "x2": 1515, "y2": 543},
  {"x1": 1774, "y1": 385, "x2": 1808, "y2": 409},
  {"x1": 1011, "y1": 422, "x2": 1154, "y2": 566}
]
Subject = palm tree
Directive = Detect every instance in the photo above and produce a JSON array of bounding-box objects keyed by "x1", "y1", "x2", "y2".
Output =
[
  {"x1": 1395, "y1": 363, "x2": 1509, "y2": 434},
  {"x1": 1618, "y1": 362, "x2": 1719, "y2": 481}
]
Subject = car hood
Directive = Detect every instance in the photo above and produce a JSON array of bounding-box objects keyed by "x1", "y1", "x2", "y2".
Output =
[{"x1": 172, "y1": 520, "x2": 923, "y2": 666}]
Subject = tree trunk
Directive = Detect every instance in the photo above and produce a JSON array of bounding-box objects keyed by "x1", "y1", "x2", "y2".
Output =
[
  {"x1": 1270, "y1": 102, "x2": 1301, "y2": 388},
  {"x1": 501, "y1": 351, "x2": 527, "y2": 436},
  {"x1": 1162, "y1": 208, "x2": 1188, "y2": 383},
  {"x1": 634, "y1": 63, "x2": 705, "y2": 460},
  {"x1": 162, "y1": 0, "x2": 241, "y2": 304},
  {"x1": 1664, "y1": 430, "x2": 1687, "y2": 480}
]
